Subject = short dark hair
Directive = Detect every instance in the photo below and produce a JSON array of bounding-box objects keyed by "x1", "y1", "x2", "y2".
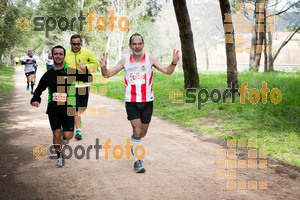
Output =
[
  {"x1": 129, "y1": 33, "x2": 144, "y2": 44},
  {"x1": 70, "y1": 34, "x2": 82, "y2": 42},
  {"x1": 52, "y1": 45, "x2": 66, "y2": 56}
]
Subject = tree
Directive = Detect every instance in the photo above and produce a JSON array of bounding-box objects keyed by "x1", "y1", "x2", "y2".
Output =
[
  {"x1": 0, "y1": 2, "x2": 22, "y2": 66},
  {"x1": 267, "y1": 0, "x2": 300, "y2": 71},
  {"x1": 219, "y1": 0, "x2": 239, "y2": 89},
  {"x1": 173, "y1": 0, "x2": 199, "y2": 89},
  {"x1": 247, "y1": 0, "x2": 300, "y2": 71},
  {"x1": 249, "y1": 1, "x2": 265, "y2": 72}
]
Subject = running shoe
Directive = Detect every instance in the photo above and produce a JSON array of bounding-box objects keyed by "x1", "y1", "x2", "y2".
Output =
[
  {"x1": 134, "y1": 160, "x2": 145, "y2": 173},
  {"x1": 26, "y1": 85, "x2": 29, "y2": 91},
  {"x1": 75, "y1": 129, "x2": 82, "y2": 140},
  {"x1": 56, "y1": 157, "x2": 65, "y2": 168},
  {"x1": 31, "y1": 91, "x2": 34, "y2": 95}
]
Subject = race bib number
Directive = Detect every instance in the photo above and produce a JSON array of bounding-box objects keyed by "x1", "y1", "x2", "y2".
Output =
[
  {"x1": 130, "y1": 74, "x2": 146, "y2": 85},
  {"x1": 52, "y1": 93, "x2": 67, "y2": 102}
]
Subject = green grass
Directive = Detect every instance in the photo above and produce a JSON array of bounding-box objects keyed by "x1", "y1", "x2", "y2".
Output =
[
  {"x1": 0, "y1": 65, "x2": 15, "y2": 106},
  {"x1": 94, "y1": 71, "x2": 300, "y2": 166}
]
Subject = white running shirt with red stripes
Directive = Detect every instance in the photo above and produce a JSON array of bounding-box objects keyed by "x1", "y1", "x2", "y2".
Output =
[{"x1": 124, "y1": 53, "x2": 154, "y2": 102}]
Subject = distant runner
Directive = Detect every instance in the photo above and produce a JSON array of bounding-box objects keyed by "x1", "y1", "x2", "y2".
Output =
[
  {"x1": 21, "y1": 49, "x2": 39, "y2": 94},
  {"x1": 45, "y1": 50, "x2": 54, "y2": 71},
  {"x1": 14, "y1": 57, "x2": 19, "y2": 67}
]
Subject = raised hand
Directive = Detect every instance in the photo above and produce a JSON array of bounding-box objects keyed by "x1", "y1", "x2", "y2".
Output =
[
  {"x1": 100, "y1": 53, "x2": 108, "y2": 68},
  {"x1": 77, "y1": 58, "x2": 86, "y2": 70},
  {"x1": 172, "y1": 49, "x2": 180, "y2": 65}
]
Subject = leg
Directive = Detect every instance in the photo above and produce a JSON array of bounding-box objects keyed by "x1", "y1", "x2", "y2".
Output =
[
  {"x1": 129, "y1": 118, "x2": 145, "y2": 172},
  {"x1": 62, "y1": 131, "x2": 74, "y2": 140},
  {"x1": 26, "y1": 75, "x2": 30, "y2": 83},
  {"x1": 26, "y1": 74, "x2": 30, "y2": 90},
  {"x1": 74, "y1": 87, "x2": 89, "y2": 140},
  {"x1": 74, "y1": 90, "x2": 83, "y2": 140},
  {"x1": 57, "y1": 115, "x2": 75, "y2": 167},
  {"x1": 52, "y1": 129, "x2": 62, "y2": 155},
  {"x1": 29, "y1": 74, "x2": 35, "y2": 93},
  {"x1": 130, "y1": 118, "x2": 143, "y2": 137},
  {"x1": 140, "y1": 101, "x2": 153, "y2": 137},
  {"x1": 52, "y1": 129, "x2": 64, "y2": 168},
  {"x1": 130, "y1": 120, "x2": 145, "y2": 174},
  {"x1": 126, "y1": 102, "x2": 152, "y2": 173},
  {"x1": 29, "y1": 74, "x2": 34, "y2": 83},
  {"x1": 62, "y1": 115, "x2": 75, "y2": 142},
  {"x1": 75, "y1": 112, "x2": 81, "y2": 130},
  {"x1": 141, "y1": 123, "x2": 150, "y2": 138},
  {"x1": 48, "y1": 114, "x2": 65, "y2": 167},
  {"x1": 34, "y1": 69, "x2": 37, "y2": 83}
]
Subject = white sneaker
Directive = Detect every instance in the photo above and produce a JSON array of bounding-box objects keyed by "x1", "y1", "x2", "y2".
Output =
[{"x1": 56, "y1": 157, "x2": 64, "y2": 168}]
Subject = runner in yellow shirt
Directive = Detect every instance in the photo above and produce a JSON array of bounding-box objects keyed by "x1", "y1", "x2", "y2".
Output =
[{"x1": 64, "y1": 34, "x2": 99, "y2": 140}]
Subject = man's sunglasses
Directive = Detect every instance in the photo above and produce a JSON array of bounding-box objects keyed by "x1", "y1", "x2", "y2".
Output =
[{"x1": 71, "y1": 43, "x2": 81, "y2": 46}]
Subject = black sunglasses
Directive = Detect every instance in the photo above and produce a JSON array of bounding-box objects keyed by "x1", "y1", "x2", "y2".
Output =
[{"x1": 71, "y1": 43, "x2": 81, "y2": 46}]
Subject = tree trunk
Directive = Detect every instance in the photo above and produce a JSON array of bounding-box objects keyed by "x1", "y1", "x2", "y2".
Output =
[
  {"x1": 253, "y1": 5, "x2": 265, "y2": 72},
  {"x1": 249, "y1": 30, "x2": 257, "y2": 68},
  {"x1": 267, "y1": 0, "x2": 277, "y2": 72},
  {"x1": 6, "y1": 52, "x2": 11, "y2": 67},
  {"x1": 249, "y1": 1, "x2": 257, "y2": 69},
  {"x1": 0, "y1": 53, "x2": 2, "y2": 66},
  {"x1": 173, "y1": 0, "x2": 199, "y2": 89},
  {"x1": 219, "y1": 0, "x2": 238, "y2": 89},
  {"x1": 254, "y1": 32, "x2": 264, "y2": 70},
  {"x1": 205, "y1": 47, "x2": 209, "y2": 71},
  {"x1": 202, "y1": 40, "x2": 210, "y2": 71},
  {"x1": 267, "y1": 31, "x2": 274, "y2": 71},
  {"x1": 264, "y1": 7, "x2": 268, "y2": 72}
]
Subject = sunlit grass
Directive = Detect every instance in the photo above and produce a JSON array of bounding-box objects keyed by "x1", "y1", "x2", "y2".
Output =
[{"x1": 0, "y1": 66, "x2": 15, "y2": 105}]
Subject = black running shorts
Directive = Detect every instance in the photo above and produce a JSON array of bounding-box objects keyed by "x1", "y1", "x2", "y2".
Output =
[
  {"x1": 48, "y1": 114, "x2": 74, "y2": 131},
  {"x1": 25, "y1": 71, "x2": 35, "y2": 76},
  {"x1": 75, "y1": 87, "x2": 90, "y2": 112},
  {"x1": 125, "y1": 101, "x2": 153, "y2": 124}
]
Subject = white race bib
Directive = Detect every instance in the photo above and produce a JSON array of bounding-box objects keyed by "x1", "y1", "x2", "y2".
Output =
[
  {"x1": 52, "y1": 93, "x2": 67, "y2": 102},
  {"x1": 130, "y1": 74, "x2": 146, "y2": 85}
]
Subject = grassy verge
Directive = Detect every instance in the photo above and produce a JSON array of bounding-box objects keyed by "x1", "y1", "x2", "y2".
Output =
[
  {"x1": 93, "y1": 71, "x2": 300, "y2": 166},
  {"x1": 0, "y1": 65, "x2": 15, "y2": 106}
]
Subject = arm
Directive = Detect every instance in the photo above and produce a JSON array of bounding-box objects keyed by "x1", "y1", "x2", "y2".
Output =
[
  {"x1": 21, "y1": 57, "x2": 29, "y2": 65},
  {"x1": 30, "y1": 73, "x2": 48, "y2": 107},
  {"x1": 99, "y1": 53, "x2": 124, "y2": 78},
  {"x1": 151, "y1": 49, "x2": 180, "y2": 75}
]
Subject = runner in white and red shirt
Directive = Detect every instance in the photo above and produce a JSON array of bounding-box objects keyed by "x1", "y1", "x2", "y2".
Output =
[{"x1": 100, "y1": 33, "x2": 180, "y2": 173}]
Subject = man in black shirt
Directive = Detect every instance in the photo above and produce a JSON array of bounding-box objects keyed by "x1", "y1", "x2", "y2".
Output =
[{"x1": 31, "y1": 45, "x2": 92, "y2": 167}]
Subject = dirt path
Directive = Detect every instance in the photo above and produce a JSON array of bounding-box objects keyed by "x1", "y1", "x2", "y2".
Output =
[{"x1": 0, "y1": 67, "x2": 299, "y2": 200}]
